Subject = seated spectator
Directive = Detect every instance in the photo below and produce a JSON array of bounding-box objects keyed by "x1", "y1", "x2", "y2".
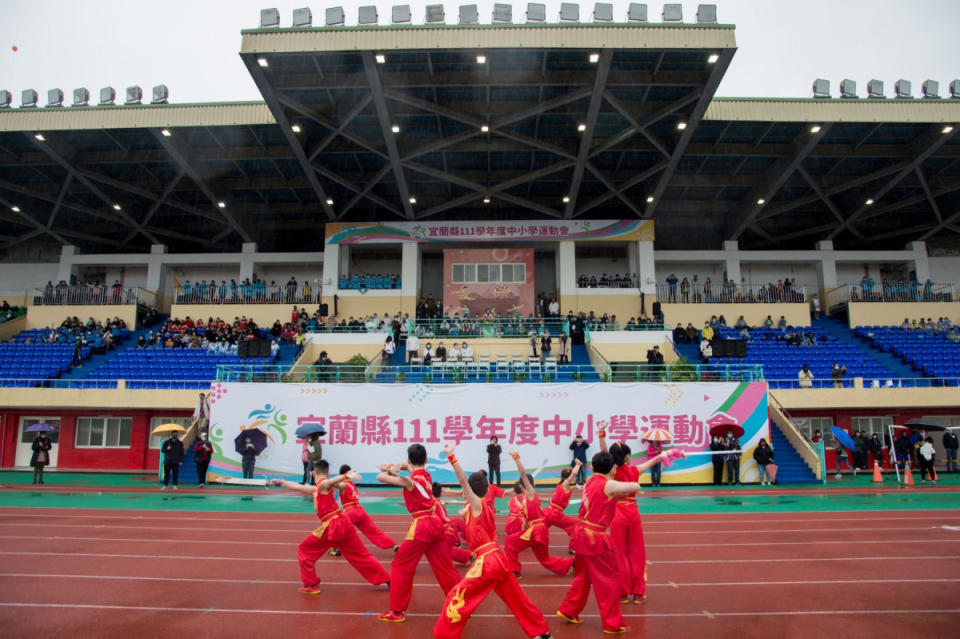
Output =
[
  {"x1": 700, "y1": 338, "x2": 713, "y2": 361},
  {"x1": 735, "y1": 315, "x2": 747, "y2": 329},
  {"x1": 798, "y1": 364, "x2": 814, "y2": 388},
  {"x1": 685, "y1": 323, "x2": 697, "y2": 343},
  {"x1": 460, "y1": 341, "x2": 473, "y2": 362},
  {"x1": 448, "y1": 342, "x2": 461, "y2": 363},
  {"x1": 422, "y1": 342, "x2": 434, "y2": 365},
  {"x1": 777, "y1": 316, "x2": 788, "y2": 331},
  {"x1": 701, "y1": 322, "x2": 715, "y2": 342},
  {"x1": 672, "y1": 323, "x2": 685, "y2": 344},
  {"x1": 764, "y1": 315, "x2": 773, "y2": 328}
]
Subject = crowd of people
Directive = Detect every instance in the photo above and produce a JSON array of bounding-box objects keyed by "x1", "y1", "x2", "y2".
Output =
[
  {"x1": 0, "y1": 300, "x2": 23, "y2": 324},
  {"x1": 175, "y1": 276, "x2": 313, "y2": 304},
  {"x1": 37, "y1": 280, "x2": 141, "y2": 305},
  {"x1": 663, "y1": 274, "x2": 807, "y2": 304},
  {"x1": 338, "y1": 273, "x2": 401, "y2": 291},
  {"x1": 139, "y1": 315, "x2": 291, "y2": 357},
  {"x1": 576, "y1": 273, "x2": 635, "y2": 288},
  {"x1": 851, "y1": 276, "x2": 952, "y2": 302},
  {"x1": 811, "y1": 427, "x2": 959, "y2": 482},
  {"x1": 898, "y1": 316, "x2": 955, "y2": 335}
]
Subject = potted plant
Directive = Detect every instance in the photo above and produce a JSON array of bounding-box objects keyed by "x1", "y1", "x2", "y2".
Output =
[{"x1": 342, "y1": 353, "x2": 369, "y2": 383}]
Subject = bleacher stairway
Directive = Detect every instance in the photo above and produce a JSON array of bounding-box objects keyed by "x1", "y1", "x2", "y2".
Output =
[{"x1": 769, "y1": 421, "x2": 818, "y2": 484}]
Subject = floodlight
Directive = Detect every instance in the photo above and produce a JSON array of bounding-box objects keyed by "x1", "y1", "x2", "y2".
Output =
[
  {"x1": 460, "y1": 5, "x2": 479, "y2": 24},
  {"x1": 291, "y1": 124, "x2": 301, "y2": 133},
  {"x1": 33, "y1": 133, "x2": 45, "y2": 141},
  {"x1": 409, "y1": 196, "x2": 417, "y2": 204},
  {"x1": 20, "y1": 89, "x2": 38, "y2": 108},
  {"x1": 476, "y1": 54, "x2": 486, "y2": 64},
  {"x1": 662, "y1": 3, "x2": 683, "y2": 21},
  {"x1": 358, "y1": 6, "x2": 378, "y2": 24},
  {"x1": 578, "y1": 123, "x2": 587, "y2": 132},
  {"x1": 867, "y1": 79, "x2": 884, "y2": 98},
  {"x1": 46, "y1": 88, "x2": 63, "y2": 107},
  {"x1": 0, "y1": 90, "x2": 11, "y2": 108},
  {"x1": 293, "y1": 8, "x2": 312, "y2": 27},
  {"x1": 810, "y1": 125, "x2": 822, "y2": 133},
  {"x1": 594, "y1": 3, "x2": 613, "y2": 22},
  {"x1": 11, "y1": 206, "x2": 20, "y2": 212},
  {"x1": 425, "y1": 5, "x2": 445, "y2": 23},
  {"x1": 559, "y1": 2, "x2": 579, "y2": 21},
  {"x1": 392, "y1": 5, "x2": 411, "y2": 24},
  {"x1": 492, "y1": 3, "x2": 512, "y2": 22},
  {"x1": 151, "y1": 84, "x2": 169, "y2": 104},
  {"x1": 950, "y1": 79, "x2": 960, "y2": 99},
  {"x1": 840, "y1": 79, "x2": 857, "y2": 98},
  {"x1": 589, "y1": 52, "x2": 600, "y2": 63},
  {"x1": 72, "y1": 88, "x2": 89, "y2": 106},
  {"x1": 260, "y1": 8, "x2": 280, "y2": 28},
  {"x1": 627, "y1": 3, "x2": 648, "y2": 22},
  {"x1": 326, "y1": 198, "x2": 334, "y2": 206},
  {"x1": 812, "y1": 78, "x2": 830, "y2": 98},
  {"x1": 562, "y1": 195, "x2": 570, "y2": 203},
  {"x1": 125, "y1": 85, "x2": 143, "y2": 105},
  {"x1": 391, "y1": 124, "x2": 400, "y2": 133},
  {"x1": 757, "y1": 198, "x2": 765, "y2": 205},
  {"x1": 375, "y1": 53, "x2": 386, "y2": 63},
  {"x1": 922, "y1": 80, "x2": 940, "y2": 99},
  {"x1": 707, "y1": 53, "x2": 719, "y2": 64},
  {"x1": 325, "y1": 7, "x2": 344, "y2": 26},
  {"x1": 676, "y1": 121, "x2": 687, "y2": 130},
  {"x1": 217, "y1": 201, "x2": 226, "y2": 209},
  {"x1": 483, "y1": 196, "x2": 491, "y2": 204},
  {"x1": 112, "y1": 203, "x2": 122, "y2": 211},
  {"x1": 696, "y1": 4, "x2": 717, "y2": 23},
  {"x1": 526, "y1": 3, "x2": 545, "y2": 22},
  {"x1": 160, "y1": 129, "x2": 172, "y2": 137},
  {"x1": 481, "y1": 124, "x2": 489, "y2": 132},
  {"x1": 646, "y1": 196, "x2": 654, "y2": 203},
  {"x1": 99, "y1": 87, "x2": 115, "y2": 105},
  {"x1": 894, "y1": 79, "x2": 912, "y2": 98},
  {"x1": 257, "y1": 58, "x2": 268, "y2": 67}
]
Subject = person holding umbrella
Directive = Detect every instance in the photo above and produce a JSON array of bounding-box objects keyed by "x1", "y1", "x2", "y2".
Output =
[
  {"x1": 161, "y1": 430, "x2": 185, "y2": 490},
  {"x1": 30, "y1": 428, "x2": 53, "y2": 484},
  {"x1": 724, "y1": 431, "x2": 742, "y2": 486},
  {"x1": 240, "y1": 436, "x2": 260, "y2": 479},
  {"x1": 295, "y1": 423, "x2": 326, "y2": 485},
  {"x1": 710, "y1": 436, "x2": 726, "y2": 485}
]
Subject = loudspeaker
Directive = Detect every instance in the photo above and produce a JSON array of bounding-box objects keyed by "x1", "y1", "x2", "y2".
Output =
[
  {"x1": 319, "y1": 303, "x2": 329, "y2": 316},
  {"x1": 237, "y1": 340, "x2": 251, "y2": 358}
]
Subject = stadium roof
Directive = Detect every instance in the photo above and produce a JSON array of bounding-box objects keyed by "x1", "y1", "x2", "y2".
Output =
[{"x1": 0, "y1": 21, "x2": 958, "y2": 256}]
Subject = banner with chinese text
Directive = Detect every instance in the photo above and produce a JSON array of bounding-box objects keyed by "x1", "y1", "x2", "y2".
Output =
[
  {"x1": 325, "y1": 220, "x2": 654, "y2": 244},
  {"x1": 206, "y1": 381, "x2": 768, "y2": 485}
]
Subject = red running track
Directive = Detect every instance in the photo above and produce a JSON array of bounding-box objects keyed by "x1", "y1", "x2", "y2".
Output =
[{"x1": 0, "y1": 508, "x2": 959, "y2": 638}]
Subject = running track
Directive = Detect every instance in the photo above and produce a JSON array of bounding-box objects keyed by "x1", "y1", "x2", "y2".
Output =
[{"x1": 1, "y1": 506, "x2": 959, "y2": 637}]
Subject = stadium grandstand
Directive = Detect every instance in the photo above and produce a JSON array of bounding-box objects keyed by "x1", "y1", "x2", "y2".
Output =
[{"x1": 0, "y1": 1, "x2": 958, "y2": 489}]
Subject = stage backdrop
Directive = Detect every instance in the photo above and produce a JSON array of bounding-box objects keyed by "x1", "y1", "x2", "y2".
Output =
[
  {"x1": 443, "y1": 248, "x2": 535, "y2": 318},
  {"x1": 206, "y1": 382, "x2": 770, "y2": 485}
]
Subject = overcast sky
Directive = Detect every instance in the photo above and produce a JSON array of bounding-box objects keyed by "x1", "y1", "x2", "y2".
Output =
[{"x1": 1, "y1": 0, "x2": 957, "y2": 104}]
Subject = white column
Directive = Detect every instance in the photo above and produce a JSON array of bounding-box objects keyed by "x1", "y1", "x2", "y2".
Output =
[
  {"x1": 239, "y1": 242, "x2": 257, "y2": 280},
  {"x1": 321, "y1": 242, "x2": 340, "y2": 291},
  {"x1": 907, "y1": 241, "x2": 930, "y2": 282},
  {"x1": 145, "y1": 244, "x2": 167, "y2": 291},
  {"x1": 816, "y1": 240, "x2": 838, "y2": 290},
  {"x1": 400, "y1": 242, "x2": 420, "y2": 299},
  {"x1": 557, "y1": 241, "x2": 577, "y2": 300},
  {"x1": 57, "y1": 245, "x2": 78, "y2": 282},
  {"x1": 723, "y1": 240, "x2": 741, "y2": 284},
  {"x1": 636, "y1": 240, "x2": 655, "y2": 294}
]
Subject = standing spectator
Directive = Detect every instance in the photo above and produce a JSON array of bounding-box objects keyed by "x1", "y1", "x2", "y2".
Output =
[
  {"x1": 834, "y1": 440, "x2": 856, "y2": 479},
  {"x1": 893, "y1": 431, "x2": 912, "y2": 472},
  {"x1": 854, "y1": 431, "x2": 869, "y2": 469},
  {"x1": 540, "y1": 330, "x2": 552, "y2": 361},
  {"x1": 831, "y1": 362, "x2": 847, "y2": 388},
  {"x1": 569, "y1": 435, "x2": 589, "y2": 485},
  {"x1": 161, "y1": 432, "x2": 184, "y2": 490},
  {"x1": 753, "y1": 438, "x2": 775, "y2": 486},
  {"x1": 943, "y1": 429, "x2": 959, "y2": 473},
  {"x1": 240, "y1": 436, "x2": 259, "y2": 479},
  {"x1": 798, "y1": 363, "x2": 814, "y2": 388},
  {"x1": 725, "y1": 432, "x2": 741, "y2": 486},
  {"x1": 557, "y1": 333, "x2": 569, "y2": 364},
  {"x1": 405, "y1": 332, "x2": 419, "y2": 364},
  {"x1": 382, "y1": 335, "x2": 396, "y2": 364},
  {"x1": 919, "y1": 437, "x2": 937, "y2": 484},
  {"x1": 486, "y1": 436, "x2": 502, "y2": 486},
  {"x1": 811, "y1": 294, "x2": 821, "y2": 319},
  {"x1": 646, "y1": 344, "x2": 664, "y2": 380},
  {"x1": 710, "y1": 435, "x2": 725, "y2": 485},
  {"x1": 811, "y1": 429, "x2": 822, "y2": 444},
  {"x1": 647, "y1": 440, "x2": 664, "y2": 487},
  {"x1": 193, "y1": 392, "x2": 210, "y2": 434},
  {"x1": 680, "y1": 277, "x2": 690, "y2": 303},
  {"x1": 30, "y1": 432, "x2": 52, "y2": 484},
  {"x1": 528, "y1": 332, "x2": 539, "y2": 360},
  {"x1": 193, "y1": 432, "x2": 213, "y2": 487},
  {"x1": 435, "y1": 341, "x2": 447, "y2": 363},
  {"x1": 666, "y1": 273, "x2": 678, "y2": 302},
  {"x1": 870, "y1": 433, "x2": 885, "y2": 468}
]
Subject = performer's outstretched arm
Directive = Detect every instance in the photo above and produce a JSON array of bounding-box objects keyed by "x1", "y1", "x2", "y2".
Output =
[
  {"x1": 509, "y1": 449, "x2": 537, "y2": 500},
  {"x1": 376, "y1": 463, "x2": 414, "y2": 490},
  {"x1": 443, "y1": 442, "x2": 482, "y2": 517}
]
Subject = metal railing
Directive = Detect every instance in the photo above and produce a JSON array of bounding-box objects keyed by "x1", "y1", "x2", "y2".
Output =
[
  {"x1": 32, "y1": 286, "x2": 157, "y2": 307},
  {"x1": 314, "y1": 317, "x2": 664, "y2": 336},
  {"x1": 656, "y1": 282, "x2": 807, "y2": 304},
  {"x1": 0, "y1": 378, "x2": 210, "y2": 390},
  {"x1": 844, "y1": 281, "x2": 955, "y2": 303},
  {"x1": 166, "y1": 283, "x2": 319, "y2": 305},
  {"x1": 766, "y1": 375, "x2": 960, "y2": 390}
]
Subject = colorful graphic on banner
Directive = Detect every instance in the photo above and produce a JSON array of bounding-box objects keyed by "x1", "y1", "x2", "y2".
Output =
[
  {"x1": 207, "y1": 382, "x2": 769, "y2": 484},
  {"x1": 443, "y1": 248, "x2": 534, "y2": 318},
  {"x1": 325, "y1": 220, "x2": 654, "y2": 244}
]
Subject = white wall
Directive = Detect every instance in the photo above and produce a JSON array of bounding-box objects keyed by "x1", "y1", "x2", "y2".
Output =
[
  {"x1": 346, "y1": 257, "x2": 402, "y2": 277},
  {"x1": 254, "y1": 264, "x2": 323, "y2": 284},
  {"x1": 0, "y1": 262, "x2": 60, "y2": 291},
  {"x1": 102, "y1": 265, "x2": 147, "y2": 288},
  {"x1": 928, "y1": 257, "x2": 960, "y2": 284},
  {"x1": 534, "y1": 253, "x2": 557, "y2": 296}
]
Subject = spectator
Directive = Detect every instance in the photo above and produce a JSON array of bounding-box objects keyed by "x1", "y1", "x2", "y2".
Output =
[
  {"x1": 699, "y1": 338, "x2": 713, "y2": 362},
  {"x1": 724, "y1": 432, "x2": 741, "y2": 486},
  {"x1": 647, "y1": 440, "x2": 664, "y2": 487},
  {"x1": 831, "y1": 362, "x2": 847, "y2": 388},
  {"x1": 753, "y1": 438, "x2": 775, "y2": 486},
  {"x1": 448, "y1": 342, "x2": 461, "y2": 363},
  {"x1": 540, "y1": 330, "x2": 552, "y2": 361},
  {"x1": 528, "y1": 332, "x2": 539, "y2": 360},
  {"x1": 798, "y1": 363, "x2": 814, "y2": 388},
  {"x1": 672, "y1": 323, "x2": 685, "y2": 344},
  {"x1": 422, "y1": 342, "x2": 434, "y2": 365},
  {"x1": 811, "y1": 429, "x2": 822, "y2": 444},
  {"x1": 460, "y1": 341, "x2": 473, "y2": 362},
  {"x1": 646, "y1": 344, "x2": 664, "y2": 380},
  {"x1": 160, "y1": 432, "x2": 184, "y2": 490},
  {"x1": 893, "y1": 431, "x2": 912, "y2": 472},
  {"x1": 777, "y1": 316, "x2": 788, "y2": 331},
  {"x1": 435, "y1": 341, "x2": 447, "y2": 363},
  {"x1": 240, "y1": 436, "x2": 259, "y2": 479},
  {"x1": 834, "y1": 440, "x2": 856, "y2": 479},
  {"x1": 854, "y1": 431, "x2": 868, "y2": 469},
  {"x1": 680, "y1": 277, "x2": 690, "y2": 302},
  {"x1": 569, "y1": 435, "x2": 589, "y2": 484},
  {"x1": 764, "y1": 315, "x2": 774, "y2": 328},
  {"x1": 557, "y1": 333, "x2": 569, "y2": 364},
  {"x1": 666, "y1": 273, "x2": 678, "y2": 302},
  {"x1": 382, "y1": 335, "x2": 396, "y2": 364},
  {"x1": 943, "y1": 429, "x2": 959, "y2": 473},
  {"x1": 486, "y1": 436, "x2": 502, "y2": 486},
  {"x1": 30, "y1": 432, "x2": 53, "y2": 485},
  {"x1": 918, "y1": 437, "x2": 937, "y2": 485},
  {"x1": 870, "y1": 433, "x2": 884, "y2": 467},
  {"x1": 701, "y1": 321, "x2": 714, "y2": 342},
  {"x1": 710, "y1": 435, "x2": 725, "y2": 485},
  {"x1": 193, "y1": 432, "x2": 213, "y2": 487},
  {"x1": 193, "y1": 392, "x2": 210, "y2": 433}
]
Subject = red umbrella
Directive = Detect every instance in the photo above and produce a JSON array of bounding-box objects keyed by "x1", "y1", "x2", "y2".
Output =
[{"x1": 709, "y1": 423, "x2": 744, "y2": 438}]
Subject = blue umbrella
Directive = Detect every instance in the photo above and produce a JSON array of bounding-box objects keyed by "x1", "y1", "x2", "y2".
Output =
[
  {"x1": 295, "y1": 423, "x2": 327, "y2": 439},
  {"x1": 830, "y1": 426, "x2": 856, "y2": 450},
  {"x1": 26, "y1": 423, "x2": 57, "y2": 432}
]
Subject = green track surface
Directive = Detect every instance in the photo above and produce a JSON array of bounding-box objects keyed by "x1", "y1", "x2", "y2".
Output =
[{"x1": 2, "y1": 471, "x2": 959, "y2": 514}]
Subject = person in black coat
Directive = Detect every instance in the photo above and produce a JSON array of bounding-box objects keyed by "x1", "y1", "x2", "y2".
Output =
[
  {"x1": 30, "y1": 433, "x2": 52, "y2": 484},
  {"x1": 486, "y1": 436, "x2": 502, "y2": 486},
  {"x1": 161, "y1": 433, "x2": 184, "y2": 490},
  {"x1": 870, "y1": 433, "x2": 884, "y2": 468},
  {"x1": 752, "y1": 438, "x2": 775, "y2": 485},
  {"x1": 569, "y1": 435, "x2": 589, "y2": 484},
  {"x1": 193, "y1": 432, "x2": 214, "y2": 487},
  {"x1": 944, "y1": 430, "x2": 959, "y2": 473},
  {"x1": 709, "y1": 436, "x2": 725, "y2": 485},
  {"x1": 724, "y1": 433, "x2": 742, "y2": 485},
  {"x1": 241, "y1": 437, "x2": 259, "y2": 479}
]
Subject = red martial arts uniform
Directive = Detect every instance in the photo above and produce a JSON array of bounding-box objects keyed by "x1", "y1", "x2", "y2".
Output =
[
  {"x1": 339, "y1": 479, "x2": 397, "y2": 549},
  {"x1": 387, "y1": 468, "x2": 462, "y2": 614},
  {"x1": 505, "y1": 495, "x2": 526, "y2": 536},
  {"x1": 611, "y1": 464, "x2": 646, "y2": 598},
  {"x1": 435, "y1": 498, "x2": 474, "y2": 564},
  {"x1": 504, "y1": 494, "x2": 574, "y2": 576},
  {"x1": 557, "y1": 473, "x2": 629, "y2": 633},
  {"x1": 449, "y1": 484, "x2": 503, "y2": 545},
  {"x1": 433, "y1": 498, "x2": 549, "y2": 638},
  {"x1": 297, "y1": 483, "x2": 390, "y2": 588},
  {"x1": 544, "y1": 483, "x2": 578, "y2": 535}
]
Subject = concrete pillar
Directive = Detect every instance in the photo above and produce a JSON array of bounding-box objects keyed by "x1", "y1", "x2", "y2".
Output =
[
  {"x1": 239, "y1": 242, "x2": 257, "y2": 281},
  {"x1": 815, "y1": 240, "x2": 838, "y2": 290},
  {"x1": 400, "y1": 242, "x2": 420, "y2": 300},
  {"x1": 907, "y1": 240, "x2": 930, "y2": 282},
  {"x1": 321, "y1": 242, "x2": 340, "y2": 292},
  {"x1": 636, "y1": 240, "x2": 656, "y2": 294},
  {"x1": 628, "y1": 242, "x2": 640, "y2": 287},
  {"x1": 557, "y1": 241, "x2": 577, "y2": 303},
  {"x1": 56, "y1": 245, "x2": 78, "y2": 282},
  {"x1": 722, "y1": 240, "x2": 741, "y2": 285},
  {"x1": 145, "y1": 245, "x2": 167, "y2": 292}
]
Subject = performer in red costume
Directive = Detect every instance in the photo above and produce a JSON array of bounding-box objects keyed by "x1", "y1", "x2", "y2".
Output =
[
  {"x1": 506, "y1": 483, "x2": 526, "y2": 535},
  {"x1": 599, "y1": 431, "x2": 648, "y2": 604},
  {"x1": 504, "y1": 450, "x2": 574, "y2": 578},
  {"x1": 432, "y1": 481, "x2": 474, "y2": 565},
  {"x1": 330, "y1": 464, "x2": 398, "y2": 555},
  {"x1": 556, "y1": 448, "x2": 682, "y2": 634},
  {"x1": 377, "y1": 444, "x2": 462, "y2": 623},
  {"x1": 544, "y1": 462, "x2": 581, "y2": 554},
  {"x1": 267, "y1": 461, "x2": 390, "y2": 594},
  {"x1": 444, "y1": 470, "x2": 506, "y2": 541},
  {"x1": 433, "y1": 442, "x2": 552, "y2": 639}
]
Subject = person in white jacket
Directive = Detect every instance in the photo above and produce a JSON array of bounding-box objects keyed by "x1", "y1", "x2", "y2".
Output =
[
  {"x1": 798, "y1": 363, "x2": 814, "y2": 388},
  {"x1": 919, "y1": 437, "x2": 937, "y2": 485}
]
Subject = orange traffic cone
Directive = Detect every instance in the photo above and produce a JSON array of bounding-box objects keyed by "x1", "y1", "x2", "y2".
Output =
[
  {"x1": 903, "y1": 464, "x2": 915, "y2": 486},
  {"x1": 872, "y1": 461, "x2": 883, "y2": 482}
]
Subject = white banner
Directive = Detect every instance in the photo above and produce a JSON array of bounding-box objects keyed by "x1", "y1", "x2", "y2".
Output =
[{"x1": 207, "y1": 381, "x2": 769, "y2": 484}]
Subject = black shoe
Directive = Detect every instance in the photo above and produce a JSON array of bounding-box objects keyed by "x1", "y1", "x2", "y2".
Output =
[{"x1": 393, "y1": 545, "x2": 400, "y2": 554}]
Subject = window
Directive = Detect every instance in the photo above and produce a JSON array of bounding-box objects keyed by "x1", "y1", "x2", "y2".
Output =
[
  {"x1": 149, "y1": 417, "x2": 192, "y2": 448},
  {"x1": 850, "y1": 416, "x2": 894, "y2": 438},
  {"x1": 452, "y1": 263, "x2": 526, "y2": 284},
  {"x1": 20, "y1": 417, "x2": 60, "y2": 444},
  {"x1": 792, "y1": 416, "x2": 833, "y2": 444},
  {"x1": 76, "y1": 416, "x2": 132, "y2": 448}
]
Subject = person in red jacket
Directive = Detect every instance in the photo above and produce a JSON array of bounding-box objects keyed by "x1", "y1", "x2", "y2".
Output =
[
  {"x1": 377, "y1": 444, "x2": 461, "y2": 624},
  {"x1": 556, "y1": 448, "x2": 681, "y2": 634},
  {"x1": 267, "y1": 461, "x2": 389, "y2": 594},
  {"x1": 332, "y1": 464, "x2": 398, "y2": 555},
  {"x1": 433, "y1": 442, "x2": 552, "y2": 639}
]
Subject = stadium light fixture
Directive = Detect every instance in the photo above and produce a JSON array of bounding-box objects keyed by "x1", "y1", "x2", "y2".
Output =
[
  {"x1": 217, "y1": 201, "x2": 226, "y2": 209},
  {"x1": 72, "y1": 88, "x2": 89, "y2": 107},
  {"x1": 392, "y1": 5, "x2": 411, "y2": 24},
  {"x1": 756, "y1": 198, "x2": 765, "y2": 205},
  {"x1": 810, "y1": 125, "x2": 822, "y2": 133},
  {"x1": 358, "y1": 6, "x2": 378, "y2": 24},
  {"x1": 676, "y1": 121, "x2": 687, "y2": 130},
  {"x1": 325, "y1": 7, "x2": 345, "y2": 26},
  {"x1": 943, "y1": 125, "x2": 955, "y2": 134},
  {"x1": 646, "y1": 196, "x2": 654, "y2": 203},
  {"x1": 112, "y1": 203, "x2": 122, "y2": 211},
  {"x1": 840, "y1": 79, "x2": 857, "y2": 98},
  {"x1": 425, "y1": 5, "x2": 445, "y2": 23},
  {"x1": 865, "y1": 198, "x2": 874, "y2": 206},
  {"x1": 894, "y1": 79, "x2": 913, "y2": 98},
  {"x1": 481, "y1": 124, "x2": 489, "y2": 132},
  {"x1": 559, "y1": 3, "x2": 579, "y2": 21},
  {"x1": 125, "y1": 86, "x2": 143, "y2": 105},
  {"x1": 696, "y1": 4, "x2": 717, "y2": 24},
  {"x1": 627, "y1": 3, "x2": 648, "y2": 22},
  {"x1": 292, "y1": 7, "x2": 312, "y2": 27},
  {"x1": 526, "y1": 3, "x2": 545, "y2": 22},
  {"x1": 562, "y1": 195, "x2": 571, "y2": 203},
  {"x1": 589, "y1": 52, "x2": 600, "y2": 63},
  {"x1": 160, "y1": 129, "x2": 172, "y2": 137},
  {"x1": 409, "y1": 196, "x2": 417, "y2": 204},
  {"x1": 922, "y1": 80, "x2": 939, "y2": 98},
  {"x1": 461, "y1": 5, "x2": 480, "y2": 24},
  {"x1": 476, "y1": 54, "x2": 487, "y2": 64},
  {"x1": 291, "y1": 124, "x2": 302, "y2": 133},
  {"x1": 46, "y1": 89, "x2": 63, "y2": 107},
  {"x1": 260, "y1": 8, "x2": 280, "y2": 28},
  {"x1": 99, "y1": 86, "x2": 116, "y2": 105},
  {"x1": 867, "y1": 79, "x2": 885, "y2": 99},
  {"x1": 492, "y1": 3, "x2": 512, "y2": 23},
  {"x1": 375, "y1": 53, "x2": 386, "y2": 64},
  {"x1": 11, "y1": 205, "x2": 21, "y2": 212},
  {"x1": 577, "y1": 123, "x2": 587, "y2": 132},
  {"x1": 33, "y1": 133, "x2": 45, "y2": 141},
  {"x1": 391, "y1": 124, "x2": 400, "y2": 133},
  {"x1": 707, "y1": 53, "x2": 719, "y2": 64},
  {"x1": 0, "y1": 90, "x2": 10, "y2": 108},
  {"x1": 594, "y1": 3, "x2": 613, "y2": 22},
  {"x1": 326, "y1": 198, "x2": 334, "y2": 206},
  {"x1": 257, "y1": 58, "x2": 268, "y2": 68},
  {"x1": 662, "y1": 3, "x2": 683, "y2": 22},
  {"x1": 21, "y1": 89, "x2": 38, "y2": 108},
  {"x1": 483, "y1": 196, "x2": 491, "y2": 204}
]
